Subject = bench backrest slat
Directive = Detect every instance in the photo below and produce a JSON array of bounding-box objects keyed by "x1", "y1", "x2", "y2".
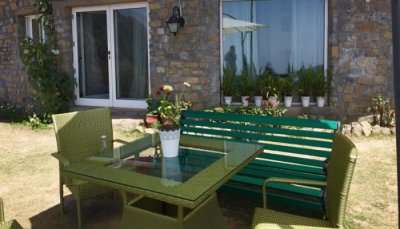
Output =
[{"x1": 180, "y1": 110, "x2": 340, "y2": 199}]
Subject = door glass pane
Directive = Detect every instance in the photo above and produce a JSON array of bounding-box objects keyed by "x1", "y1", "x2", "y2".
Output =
[
  {"x1": 77, "y1": 11, "x2": 109, "y2": 99},
  {"x1": 114, "y1": 7, "x2": 148, "y2": 100}
]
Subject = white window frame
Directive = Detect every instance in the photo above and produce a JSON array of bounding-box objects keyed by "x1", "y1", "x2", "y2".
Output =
[
  {"x1": 219, "y1": 0, "x2": 329, "y2": 90},
  {"x1": 25, "y1": 14, "x2": 46, "y2": 42},
  {"x1": 72, "y1": 2, "x2": 151, "y2": 109}
]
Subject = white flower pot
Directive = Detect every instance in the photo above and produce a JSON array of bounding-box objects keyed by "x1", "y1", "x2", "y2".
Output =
[
  {"x1": 284, "y1": 96, "x2": 293, "y2": 108},
  {"x1": 254, "y1": 96, "x2": 263, "y2": 107},
  {"x1": 241, "y1": 96, "x2": 250, "y2": 107},
  {"x1": 224, "y1": 96, "x2": 232, "y2": 105},
  {"x1": 317, "y1": 96, "x2": 325, "y2": 107},
  {"x1": 160, "y1": 129, "x2": 181, "y2": 158},
  {"x1": 268, "y1": 96, "x2": 278, "y2": 104},
  {"x1": 161, "y1": 157, "x2": 182, "y2": 187},
  {"x1": 301, "y1": 96, "x2": 311, "y2": 107}
]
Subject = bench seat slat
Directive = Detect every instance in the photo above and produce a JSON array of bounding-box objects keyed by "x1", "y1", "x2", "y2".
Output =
[
  {"x1": 231, "y1": 175, "x2": 323, "y2": 197},
  {"x1": 258, "y1": 153, "x2": 326, "y2": 167},
  {"x1": 182, "y1": 127, "x2": 333, "y2": 148},
  {"x1": 181, "y1": 119, "x2": 336, "y2": 140},
  {"x1": 182, "y1": 110, "x2": 339, "y2": 130},
  {"x1": 239, "y1": 165, "x2": 326, "y2": 181},
  {"x1": 250, "y1": 159, "x2": 325, "y2": 175},
  {"x1": 262, "y1": 144, "x2": 331, "y2": 158}
]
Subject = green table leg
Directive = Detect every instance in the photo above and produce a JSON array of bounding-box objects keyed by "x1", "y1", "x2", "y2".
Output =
[{"x1": 120, "y1": 193, "x2": 227, "y2": 229}]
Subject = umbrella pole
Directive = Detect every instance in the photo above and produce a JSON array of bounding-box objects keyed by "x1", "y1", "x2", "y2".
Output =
[{"x1": 391, "y1": 0, "x2": 400, "y2": 227}]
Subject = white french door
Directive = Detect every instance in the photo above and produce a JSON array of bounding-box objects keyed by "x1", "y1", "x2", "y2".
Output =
[{"x1": 72, "y1": 3, "x2": 150, "y2": 108}]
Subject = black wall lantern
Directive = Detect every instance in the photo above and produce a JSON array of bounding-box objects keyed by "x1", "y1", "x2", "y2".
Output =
[{"x1": 166, "y1": 1, "x2": 185, "y2": 35}]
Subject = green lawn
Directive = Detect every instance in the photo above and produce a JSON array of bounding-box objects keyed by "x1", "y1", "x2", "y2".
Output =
[{"x1": 0, "y1": 122, "x2": 397, "y2": 228}]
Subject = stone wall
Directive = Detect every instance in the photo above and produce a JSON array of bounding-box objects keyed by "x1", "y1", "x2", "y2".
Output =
[
  {"x1": 0, "y1": 0, "x2": 395, "y2": 121},
  {"x1": 329, "y1": 0, "x2": 394, "y2": 121},
  {"x1": 148, "y1": 0, "x2": 221, "y2": 108},
  {"x1": 0, "y1": 0, "x2": 35, "y2": 107}
]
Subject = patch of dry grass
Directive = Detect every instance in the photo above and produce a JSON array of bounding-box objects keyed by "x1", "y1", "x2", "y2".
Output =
[{"x1": 0, "y1": 123, "x2": 397, "y2": 228}]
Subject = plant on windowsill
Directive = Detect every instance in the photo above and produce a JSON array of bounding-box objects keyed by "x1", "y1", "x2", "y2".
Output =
[
  {"x1": 297, "y1": 66, "x2": 314, "y2": 107},
  {"x1": 152, "y1": 83, "x2": 192, "y2": 158},
  {"x1": 254, "y1": 76, "x2": 265, "y2": 107},
  {"x1": 312, "y1": 66, "x2": 327, "y2": 107},
  {"x1": 222, "y1": 67, "x2": 237, "y2": 106},
  {"x1": 238, "y1": 68, "x2": 255, "y2": 107},
  {"x1": 279, "y1": 77, "x2": 295, "y2": 108},
  {"x1": 260, "y1": 69, "x2": 279, "y2": 107}
]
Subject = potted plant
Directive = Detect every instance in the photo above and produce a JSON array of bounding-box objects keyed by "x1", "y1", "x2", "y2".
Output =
[
  {"x1": 153, "y1": 83, "x2": 192, "y2": 158},
  {"x1": 239, "y1": 70, "x2": 254, "y2": 107},
  {"x1": 313, "y1": 67, "x2": 326, "y2": 107},
  {"x1": 222, "y1": 67, "x2": 236, "y2": 105},
  {"x1": 254, "y1": 76, "x2": 264, "y2": 107},
  {"x1": 297, "y1": 66, "x2": 314, "y2": 107},
  {"x1": 260, "y1": 70, "x2": 279, "y2": 106},
  {"x1": 279, "y1": 77, "x2": 295, "y2": 108},
  {"x1": 145, "y1": 97, "x2": 160, "y2": 128}
]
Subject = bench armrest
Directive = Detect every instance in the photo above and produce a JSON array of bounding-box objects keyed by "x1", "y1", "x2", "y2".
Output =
[
  {"x1": 51, "y1": 152, "x2": 70, "y2": 167},
  {"x1": 262, "y1": 177, "x2": 327, "y2": 208}
]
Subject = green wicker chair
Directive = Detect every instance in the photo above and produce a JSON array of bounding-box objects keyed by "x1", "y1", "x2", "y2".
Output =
[
  {"x1": 0, "y1": 198, "x2": 22, "y2": 229},
  {"x1": 52, "y1": 108, "x2": 123, "y2": 229},
  {"x1": 252, "y1": 134, "x2": 358, "y2": 229}
]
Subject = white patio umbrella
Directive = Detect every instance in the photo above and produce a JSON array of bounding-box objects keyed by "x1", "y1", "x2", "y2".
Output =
[{"x1": 223, "y1": 16, "x2": 267, "y2": 34}]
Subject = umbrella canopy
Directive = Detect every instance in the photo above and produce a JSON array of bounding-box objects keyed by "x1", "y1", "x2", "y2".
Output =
[{"x1": 223, "y1": 16, "x2": 267, "y2": 34}]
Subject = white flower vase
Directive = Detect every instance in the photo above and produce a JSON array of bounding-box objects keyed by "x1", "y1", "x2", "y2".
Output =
[
  {"x1": 301, "y1": 96, "x2": 311, "y2": 107},
  {"x1": 268, "y1": 96, "x2": 278, "y2": 104},
  {"x1": 241, "y1": 96, "x2": 250, "y2": 107},
  {"x1": 284, "y1": 96, "x2": 293, "y2": 108},
  {"x1": 224, "y1": 96, "x2": 232, "y2": 105},
  {"x1": 161, "y1": 157, "x2": 182, "y2": 187},
  {"x1": 317, "y1": 96, "x2": 325, "y2": 107},
  {"x1": 254, "y1": 96, "x2": 263, "y2": 107},
  {"x1": 160, "y1": 129, "x2": 181, "y2": 158}
]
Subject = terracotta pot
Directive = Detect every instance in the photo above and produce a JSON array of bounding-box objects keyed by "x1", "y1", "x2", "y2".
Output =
[{"x1": 144, "y1": 114, "x2": 159, "y2": 128}]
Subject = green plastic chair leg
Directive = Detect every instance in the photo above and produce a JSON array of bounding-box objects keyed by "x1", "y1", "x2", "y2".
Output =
[
  {"x1": 0, "y1": 198, "x2": 4, "y2": 223},
  {"x1": 76, "y1": 193, "x2": 82, "y2": 229},
  {"x1": 59, "y1": 184, "x2": 64, "y2": 214}
]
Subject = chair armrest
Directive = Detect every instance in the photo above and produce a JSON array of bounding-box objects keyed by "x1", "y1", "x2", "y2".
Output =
[
  {"x1": 262, "y1": 177, "x2": 327, "y2": 208},
  {"x1": 51, "y1": 152, "x2": 70, "y2": 167},
  {"x1": 113, "y1": 139, "x2": 130, "y2": 145}
]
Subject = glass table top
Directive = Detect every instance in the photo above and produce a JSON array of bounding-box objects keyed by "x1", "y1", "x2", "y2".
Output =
[{"x1": 63, "y1": 135, "x2": 261, "y2": 207}]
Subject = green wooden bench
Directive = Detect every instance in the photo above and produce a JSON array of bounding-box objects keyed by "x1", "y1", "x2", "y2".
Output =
[{"x1": 180, "y1": 110, "x2": 340, "y2": 213}]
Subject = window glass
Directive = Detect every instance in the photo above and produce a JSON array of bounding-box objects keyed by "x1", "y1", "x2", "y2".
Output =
[
  {"x1": 223, "y1": 0, "x2": 325, "y2": 76},
  {"x1": 26, "y1": 15, "x2": 46, "y2": 42}
]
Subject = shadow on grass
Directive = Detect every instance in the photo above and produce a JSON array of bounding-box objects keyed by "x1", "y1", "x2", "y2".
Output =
[{"x1": 29, "y1": 195, "x2": 122, "y2": 229}]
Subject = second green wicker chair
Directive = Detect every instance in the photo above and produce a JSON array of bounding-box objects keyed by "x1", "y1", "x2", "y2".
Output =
[
  {"x1": 252, "y1": 134, "x2": 358, "y2": 229},
  {"x1": 52, "y1": 108, "x2": 119, "y2": 229},
  {"x1": 0, "y1": 198, "x2": 22, "y2": 229}
]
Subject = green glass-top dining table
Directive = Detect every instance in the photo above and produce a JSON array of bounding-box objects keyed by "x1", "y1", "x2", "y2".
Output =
[{"x1": 62, "y1": 134, "x2": 262, "y2": 229}]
